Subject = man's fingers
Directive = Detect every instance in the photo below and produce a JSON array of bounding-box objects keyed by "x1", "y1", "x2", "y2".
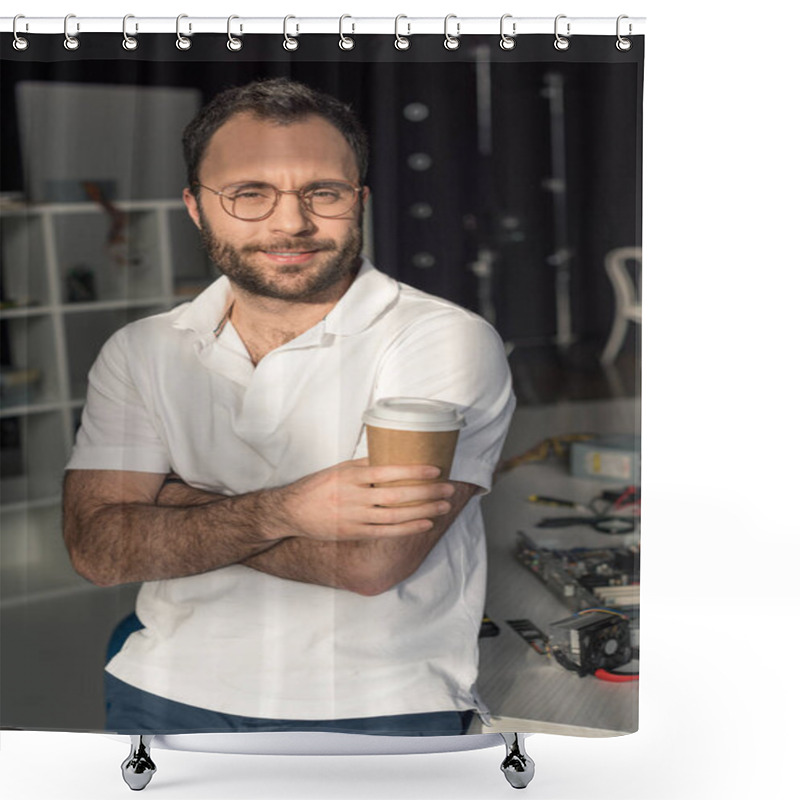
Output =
[
  {"x1": 356, "y1": 518, "x2": 436, "y2": 537},
  {"x1": 364, "y1": 500, "x2": 451, "y2": 526},
  {"x1": 288, "y1": 460, "x2": 456, "y2": 541},
  {"x1": 354, "y1": 463, "x2": 442, "y2": 485},
  {"x1": 365, "y1": 481, "x2": 454, "y2": 508}
]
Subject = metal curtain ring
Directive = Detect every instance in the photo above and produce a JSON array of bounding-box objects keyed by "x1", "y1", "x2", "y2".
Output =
[
  {"x1": 499, "y1": 14, "x2": 516, "y2": 50},
  {"x1": 13, "y1": 15, "x2": 29, "y2": 51},
  {"x1": 444, "y1": 14, "x2": 460, "y2": 50},
  {"x1": 176, "y1": 14, "x2": 192, "y2": 50},
  {"x1": 616, "y1": 15, "x2": 632, "y2": 51},
  {"x1": 554, "y1": 14, "x2": 570, "y2": 51},
  {"x1": 227, "y1": 15, "x2": 242, "y2": 51},
  {"x1": 394, "y1": 15, "x2": 410, "y2": 50},
  {"x1": 122, "y1": 15, "x2": 138, "y2": 51},
  {"x1": 283, "y1": 16, "x2": 299, "y2": 50},
  {"x1": 339, "y1": 15, "x2": 355, "y2": 50},
  {"x1": 64, "y1": 13, "x2": 79, "y2": 50}
]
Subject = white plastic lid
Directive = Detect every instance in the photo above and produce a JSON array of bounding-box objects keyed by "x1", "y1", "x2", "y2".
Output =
[{"x1": 362, "y1": 397, "x2": 465, "y2": 432}]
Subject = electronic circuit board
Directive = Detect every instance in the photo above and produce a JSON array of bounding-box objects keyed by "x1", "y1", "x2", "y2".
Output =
[{"x1": 515, "y1": 530, "x2": 640, "y2": 613}]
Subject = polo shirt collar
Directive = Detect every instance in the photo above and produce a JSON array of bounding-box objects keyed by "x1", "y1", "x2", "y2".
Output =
[
  {"x1": 322, "y1": 259, "x2": 399, "y2": 336},
  {"x1": 171, "y1": 274, "x2": 231, "y2": 335},
  {"x1": 170, "y1": 257, "x2": 399, "y2": 339}
]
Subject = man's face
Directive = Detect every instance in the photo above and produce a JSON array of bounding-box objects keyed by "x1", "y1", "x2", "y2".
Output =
[{"x1": 184, "y1": 113, "x2": 367, "y2": 303}]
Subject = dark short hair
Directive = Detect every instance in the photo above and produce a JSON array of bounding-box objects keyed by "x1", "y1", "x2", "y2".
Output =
[{"x1": 182, "y1": 78, "x2": 369, "y2": 192}]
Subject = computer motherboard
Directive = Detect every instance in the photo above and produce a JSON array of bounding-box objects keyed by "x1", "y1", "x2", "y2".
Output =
[{"x1": 515, "y1": 530, "x2": 640, "y2": 613}]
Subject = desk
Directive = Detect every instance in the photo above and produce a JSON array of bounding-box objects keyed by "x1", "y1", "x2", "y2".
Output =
[{"x1": 475, "y1": 398, "x2": 640, "y2": 737}]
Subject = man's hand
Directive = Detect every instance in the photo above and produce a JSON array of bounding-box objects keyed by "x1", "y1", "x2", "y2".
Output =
[
  {"x1": 275, "y1": 458, "x2": 455, "y2": 541},
  {"x1": 243, "y1": 479, "x2": 478, "y2": 596}
]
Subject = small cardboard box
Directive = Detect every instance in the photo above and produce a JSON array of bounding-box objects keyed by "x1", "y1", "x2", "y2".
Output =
[{"x1": 570, "y1": 434, "x2": 640, "y2": 482}]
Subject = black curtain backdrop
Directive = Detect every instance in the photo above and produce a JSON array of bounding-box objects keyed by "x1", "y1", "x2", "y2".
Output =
[{"x1": 1, "y1": 33, "x2": 643, "y2": 349}]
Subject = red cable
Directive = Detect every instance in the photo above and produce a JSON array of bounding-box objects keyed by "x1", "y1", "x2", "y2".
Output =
[
  {"x1": 611, "y1": 485, "x2": 640, "y2": 513},
  {"x1": 594, "y1": 669, "x2": 639, "y2": 683}
]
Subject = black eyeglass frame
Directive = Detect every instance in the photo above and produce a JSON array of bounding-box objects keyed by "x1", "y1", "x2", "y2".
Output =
[{"x1": 193, "y1": 180, "x2": 365, "y2": 221}]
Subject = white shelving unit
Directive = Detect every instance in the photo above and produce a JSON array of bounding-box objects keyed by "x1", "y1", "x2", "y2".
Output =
[{"x1": 0, "y1": 198, "x2": 214, "y2": 602}]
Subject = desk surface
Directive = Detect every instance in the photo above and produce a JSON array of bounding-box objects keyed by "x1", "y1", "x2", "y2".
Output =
[{"x1": 475, "y1": 398, "x2": 640, "y2": 737}]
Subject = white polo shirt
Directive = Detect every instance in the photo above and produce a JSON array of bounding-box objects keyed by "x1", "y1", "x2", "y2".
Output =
[{"x1": 67, "y1": 259, "x2": 515, "y2": 720}]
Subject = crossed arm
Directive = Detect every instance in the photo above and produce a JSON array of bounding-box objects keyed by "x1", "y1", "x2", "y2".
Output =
[
  {"x1": 156, "y1": 471, "x2": 477, "y2": 595},
  {"x1": 62, "y1": 460, "x2": 477, "y2": 596}
]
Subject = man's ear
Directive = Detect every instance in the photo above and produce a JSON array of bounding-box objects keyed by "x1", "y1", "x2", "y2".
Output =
[{"x1": 183, "y1": 187, "x2": 202, "y2": 230}]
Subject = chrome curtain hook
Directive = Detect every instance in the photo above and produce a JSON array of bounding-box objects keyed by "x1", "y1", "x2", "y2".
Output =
[
  {"x1": 339, "y1": 15, "x2": 355, "y2": 50},
  {"x1": 122, "y1": 14, "x2": 138, "y2": 51},
  {"x1": 394, "y1": 15, "x2": 410, "y2": 50},
  {"x1": 554, "y1": 14, "x2": 570, "y2": 51},
  {"x1": 176, "y1": 14, "x2": 192, "y2": 50},
  {"x1": 616, "y1": 15, "x2": 632, "y2": 51},
  {"x1": 500, "y1": 14, "x2": 516, "y2": 50},
  {"x1": 63, "y1": 13, "x2": 80, "y2": 50},
  {"x1": 444, "y1": 14, "x2": 460, "y2": 50},
  {"x1": 12, "y1": 14, "x2": 29, "y2": 51},
  {"x1": 227, "y1": 15, "x2": 242, "y2": 51},
  {"x1": 283, "y1": 15, "x2": 299, "y2": 51}
]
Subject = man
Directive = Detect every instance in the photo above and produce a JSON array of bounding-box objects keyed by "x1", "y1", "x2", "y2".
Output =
[{"x1": 63, "y1": 78, "x2": 515, "y2": 736}]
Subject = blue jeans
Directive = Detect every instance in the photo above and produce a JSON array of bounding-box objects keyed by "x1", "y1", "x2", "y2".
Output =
[{"x1": 105, "y1": 614, "x2": 473, "y2": 736}]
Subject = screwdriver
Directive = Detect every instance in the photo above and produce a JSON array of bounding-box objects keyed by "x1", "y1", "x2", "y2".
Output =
[{"x1": 528, "y1": 495, "x2": 582, "y2": 509}]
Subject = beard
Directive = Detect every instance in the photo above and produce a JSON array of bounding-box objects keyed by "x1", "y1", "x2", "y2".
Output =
[{"x1": 198, "y1": 210, "x2": 363, "y2": 302}]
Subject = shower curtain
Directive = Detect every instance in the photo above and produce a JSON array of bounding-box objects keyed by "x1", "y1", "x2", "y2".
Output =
[{"x1": 0, "y1": 16, "x2": 643, "y2": 748}]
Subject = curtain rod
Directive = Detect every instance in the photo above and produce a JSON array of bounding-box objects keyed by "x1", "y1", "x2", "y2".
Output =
[{"x1": 1, "y1": 16, "x2": 646, "y2": 37}]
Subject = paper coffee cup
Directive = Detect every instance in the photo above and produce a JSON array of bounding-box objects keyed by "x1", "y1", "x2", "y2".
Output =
[{"x1": 363, "y1": 398, "x2": 464, "y2": 496}]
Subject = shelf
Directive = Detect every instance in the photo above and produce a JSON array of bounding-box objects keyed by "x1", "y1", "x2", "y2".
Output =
[
  {"x1": 0, "y1": 199, "x2": 186, "y2": 217},
  {"x1": 1, "y1": 299, "x2": 159, "y2": 318},
  {"x1": 64, "y1": 305, "x2": 168, "y2": 400},
  {"x1": 1, "y1": 401, "x2": 70, "y2": 420},
  {"x1": 0, "y1": 398, "x2": 83, "y2": 420},
  {"x1": 0, "y1": 493, "x2": 62, "y2": 514},
  {"x1": 0, "y1": 316, "x2": 62, "y2": 407},
  {"x1": 0, "y1": 413, "x2": 67, "y2": 505},
  {"x1": 0, "y1": 197, "x2": 209, "y2": 535},
  {"x1": 62, "y1": 296, "x2": 188, "y2": 313},
  {"x1": 0, "y1": 305, "x2": 55, "y2": 320},
  {"x1": 0, "y1": 213, "x2": 50, "y2": 307},
  {"x1": 54, "y1": 210, "x2": 166, "y2": 301},
  {"x1": 0, "y1": 296, "x2": 199, "y2": 320}
]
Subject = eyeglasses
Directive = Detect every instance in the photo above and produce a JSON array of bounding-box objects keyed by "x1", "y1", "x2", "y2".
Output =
[{"x1": 194, "y1": 180, "x2": 364, "y2": 221}]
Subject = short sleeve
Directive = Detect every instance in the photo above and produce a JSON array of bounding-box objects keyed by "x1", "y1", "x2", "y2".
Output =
[
  {"x1": 373, "y1": 309, "x2": 515, "y2": 493},
  {"x1": 65, "y1": 326, "x2": 171, "y2": 474}
]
